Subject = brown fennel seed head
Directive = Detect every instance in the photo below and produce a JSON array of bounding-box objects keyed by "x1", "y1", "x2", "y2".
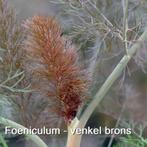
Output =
[{"x1": 23, "y1": 15, "x2": 89, "y2": 123}]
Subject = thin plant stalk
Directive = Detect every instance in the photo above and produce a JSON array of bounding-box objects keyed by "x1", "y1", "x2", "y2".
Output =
[
  {"x1": 0, "y1": 117, "x2": 47, "y2": 147},
  {"x1": 66, "y1": 27, "x2": 147, "y2": 147},
  {"x1": 107, "y1": 102, "x2": 126, "y2": 147},
  {"x1": 122, "y1": 0, "x2": 129, "y2": 53}
]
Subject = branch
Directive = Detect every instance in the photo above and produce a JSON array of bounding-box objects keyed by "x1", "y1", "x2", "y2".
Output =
[
  {"x1": 66, "y1": 27, "x2": 147, "y2": 147},
  {"x1": 79, "y1": 27, "x2": 147, "y2": 128}
]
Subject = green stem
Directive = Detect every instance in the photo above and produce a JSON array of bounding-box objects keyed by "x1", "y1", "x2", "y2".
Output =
[
  {"x1": 66, "y1": 28, "x2": 147, "y2": 147},
  {"x1": 0, "y1": 117, "x2": 48, "y2": 147},
  {"x1": 0, "y1": 134, "x2": 8, "y2": 147}
]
